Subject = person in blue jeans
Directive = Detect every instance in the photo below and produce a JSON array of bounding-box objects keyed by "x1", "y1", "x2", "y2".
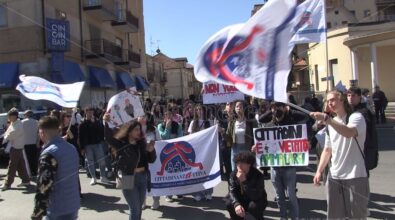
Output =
[
  {"x1": 103, "y1": 114, "x2": 156, "y2": 220},
  {"x1": 256, "y1": 102, "x2": 309, "y2": 219}
]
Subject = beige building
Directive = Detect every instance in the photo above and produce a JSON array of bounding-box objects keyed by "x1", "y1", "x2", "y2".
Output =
[
  {"x1": 0, "y1": 0, "x2": 147, "y2": 111},
  {"x1": 308, "y1": 0, "x2": 395, "y2": 101},
  {"x1": 146, "y1": 54, "x2": 166, "y2": 100},
  {"x1": 153, "y1": 51, "x2": 201, "y2": 101}
]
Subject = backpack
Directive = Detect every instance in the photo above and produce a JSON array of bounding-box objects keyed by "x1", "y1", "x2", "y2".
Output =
[{"x1": 348, "y1": 108, "x2": 379, "y2": 171}]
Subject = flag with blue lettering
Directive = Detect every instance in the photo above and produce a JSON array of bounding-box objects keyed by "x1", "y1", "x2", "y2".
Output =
[
  {"x1": 194, "y1": 0, "x2": 298, "y2": 102},
  {"x1": 290, "y1": 0, "x2": 326, "y2": 45},
  {"x1": 16, "y1": 75, "x2": 84, "y2": 108},
  {"x1": 149, "y1": 125, "x2": 220, "y2": 196}
]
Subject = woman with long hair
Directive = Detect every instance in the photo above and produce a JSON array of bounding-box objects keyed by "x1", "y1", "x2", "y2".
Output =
[
  {"x1": 151, "y1": 102, "x2": 163, "y2": 126},
  {"x1": 103, "y1": 114, "x2": 156, "y2": 220},
  {"x1": 187, "y1": 104, "x2": 213, "y2": 201},
  {"x1": 157, "y1": 109, "x2": 183, "y2": 202},
  {"x1": 225, "y1": 101, "x2": 258, "y2": 171},
  {"x1": 138, "y1": 113, "x2": 162, "y2": 210}
]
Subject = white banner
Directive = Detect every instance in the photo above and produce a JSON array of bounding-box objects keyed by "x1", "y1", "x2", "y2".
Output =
[
  {"x1": 16, "y1": 75, "x2": 84, "y2": 108},
  {"x1": 202, "y1": 81, "x2": 244, "y2": 104},
  {"x1": 149, "y1": 125, "x2": 221, "y2": 196},
  {"x1": 254, "y1": 124, "x2": 309, "y2": 167},
  {"x1": 194, "y1": 0, "x2": 298, "y2": 102},
  {"x1": 106, "y1": 89, "x2": 144, "y2": 127}
]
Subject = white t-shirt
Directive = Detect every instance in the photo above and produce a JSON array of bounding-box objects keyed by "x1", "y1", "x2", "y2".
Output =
[
  {"x1": 234, "y1": 120, "x2": 246, "y2": 144},
  {"x1": 188, "y1": 119, "x2": 212, "y2": 134},
  {"x1": 324, "y1": 112, "x2": 367, "y2": 179},
  {"x1": 22, "y1": 118, "x2": 38, "y2": 145}
]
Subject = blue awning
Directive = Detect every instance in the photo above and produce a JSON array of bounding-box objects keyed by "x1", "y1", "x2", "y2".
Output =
[
  {"x1": 53, "y1": 60, "x2": 86, "y2": 84},
  {"x1": 0, "y1": 62, "x2": 19, "y2": 89},
  {"x1": 116, "y1": 72, "x2": 136, "y2": 89},
  {"x1": 135, "y1": 75, "x2": 150, "y2": 91},
  {"x1": 89, "y1": 66, "x2": 115, "y2": 88}
]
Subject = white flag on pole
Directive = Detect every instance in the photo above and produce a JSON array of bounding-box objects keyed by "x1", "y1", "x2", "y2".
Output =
[
  {"x1": 149, "y1": 125, "x2": 220, "y2": 196},
  {"x1": 290, "y1": 0, "x2": 326, "y2": 45},
  {"x1": 194, "y1": 0, "x2": 298, "y2": 102},
  {"x1": 16, "y1": 75, "x2": 84, "y2": 108}
]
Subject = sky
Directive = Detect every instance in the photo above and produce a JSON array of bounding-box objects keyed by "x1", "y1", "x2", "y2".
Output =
[{"x1": 143, "y1": 0, "x2": 265, "y2": 65}]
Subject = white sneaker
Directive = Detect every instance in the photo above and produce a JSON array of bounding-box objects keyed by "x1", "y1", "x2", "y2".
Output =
[
  {"x1": 205, "y1": 194, "x2": 212, "y2": 201},
  {"x1": 151, "y1": 199, "x2": 160, "y2": 210},
  {"x1": 100, "y1": 177, "x2": 110, "y2": 184},
  {"x1": 90, "y1": 178, "x2": 97, "y2": 185},
  {"x1": 165, "y1": 196, "x2": 173, "y2": 202},
  {"x1": 193, "y1": 194, "x2": 202, "y2": 202},
  {"x1": 0, "y1": 184, "x2": 10, "y2": 191}
]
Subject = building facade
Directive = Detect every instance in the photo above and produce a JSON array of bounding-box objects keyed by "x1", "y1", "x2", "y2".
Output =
[
  {"x1": 308, "y1": 0, "x2": 395, "y2": 101},
  {"x1": 153, "y1": 51, "x2": 200, "y2": 101},
  {"x1": 0, "y1": 0, "x2": 148, "y2": 112}
]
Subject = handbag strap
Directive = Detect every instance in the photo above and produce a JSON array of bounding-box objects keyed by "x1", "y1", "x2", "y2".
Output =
[{"x1": 354, "y1": 137, "x2": 365, "y2": 160}]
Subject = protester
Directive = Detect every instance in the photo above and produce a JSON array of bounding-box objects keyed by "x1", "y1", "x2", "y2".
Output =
[
  {"x1": 103, "y1": 115, "x2": 156, "y2": 220},
  {"x1": 257, "y1": 102, "x2": 309, "y2": 219},
  {"x1": 1, "y1": 108, "x2": 30, "y2": 191},
  {"x1": 312, "y1": 90, "x2": 369, "y2": 219},
  {"x1": 22, "y1": 110, "x2": 39, "y2": 177},
  {"x1": 31, "y1": 116, "x2": 80, "y2": 220},
  {"x1": 225, "y1": 101, "x2": 257, "y2": 171},
  {"x1": 157, "y1": 109, "x2": 184, "y2": 202},
  {"x1": 151, "y1": 102, "x2": 164, "y2": 126},
  {"x1": 361, "y1": 88, "x2": 375, "y2": 113},
  {"x1": 372, "y1": 85, "x2": 388, "y2": 124},
  {"x1": 188, "y1": 104, "x2": 213, "y2": 201},
  {"x1": 79, "y1": 107, "x2": 110, "y2": 185},
  {"x1": 226, "y1": 151, "x2": 267, "y2": 220},
  {"x1": 138, "y1": 113, "x2": 162, "y2": 210}
]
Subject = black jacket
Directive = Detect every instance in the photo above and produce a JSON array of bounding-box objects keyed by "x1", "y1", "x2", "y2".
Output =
[
  {"x1": 104, "y1": 123, "x2": 156, "y2": 175},
  {"x1": 228, "y1": 167, "x2": 267, "y2": 208},
  {"x1": 79, "y1": 119, "x2": 104, "y2": 149}
]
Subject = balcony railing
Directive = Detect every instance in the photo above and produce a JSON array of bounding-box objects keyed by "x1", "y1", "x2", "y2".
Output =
[
  {"x1": 85, "y1": 39, "x2": 122, "y2": 61},
  {"x1": 128, "y1": 50, "x2": 141, "y2": 66}
]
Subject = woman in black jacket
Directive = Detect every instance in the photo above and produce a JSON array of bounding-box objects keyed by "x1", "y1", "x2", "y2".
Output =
[
  {"x1": 103, "y1": 113, "x2": 156, "y2": 220},
  {"x1": 226, "y1": 151, "x2": 267, "y2": 220}
]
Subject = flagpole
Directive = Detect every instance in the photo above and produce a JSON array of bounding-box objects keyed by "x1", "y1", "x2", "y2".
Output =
[{"x1": 323, "y1": 0, "x2": 331, "y2": 92}]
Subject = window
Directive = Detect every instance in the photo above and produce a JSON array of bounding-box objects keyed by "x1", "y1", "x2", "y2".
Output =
[
  {"x1": 350, "y1": 10, "x2": 356, "y2": 16},
  {"x1": 329, "y1": 59, "x2": 338, "y2": 83},
  {"x1": 0, "y1": 3, "x2": 8, "y2": 27},
  {"x1": 364, "y1": 10, "x2": 371, "y2": 18},
  {"x1": 334, "y1": 10, "x2": 339, "y2": 15}
]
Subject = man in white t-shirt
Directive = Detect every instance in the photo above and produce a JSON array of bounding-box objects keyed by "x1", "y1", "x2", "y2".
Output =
[{"x1": 310, "y1": 90, "x2": 369, "y2": 219}]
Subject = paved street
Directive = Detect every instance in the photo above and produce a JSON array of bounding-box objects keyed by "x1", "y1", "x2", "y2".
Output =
[{"x1": 1, "y1": 122, "x2": 395, "y2": 220}]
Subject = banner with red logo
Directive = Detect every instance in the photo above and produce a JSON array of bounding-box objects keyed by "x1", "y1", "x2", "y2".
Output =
[
  {"x1": 253, "y1": 124, "x2": 309, "y2": 167},
  {"x1": 202, "y1": 81, "x2": 244, "y2": 104},
  {"x1": 149, "y1": 125, "x2": 220, "y2": 196}
]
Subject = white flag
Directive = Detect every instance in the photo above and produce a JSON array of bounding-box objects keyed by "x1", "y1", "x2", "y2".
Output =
[
  {"x1": 194, "y1": 0, "x2": 298, "y2": 102},
  {"x1": 290, "y1": 0, "x2": 326, "y2": 45},
  {"x1": 16, "y1": 75, "x2": 84, "y2": 108},
  {"x1": 106, "y1": 88, "x2": 145, "y2": 128},
  {"x1": 149, "y1": 125, "x2": 220, "y2": 196}
]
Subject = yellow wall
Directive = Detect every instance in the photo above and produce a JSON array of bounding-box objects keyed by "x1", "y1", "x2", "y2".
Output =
[{"x1": 308, "y1": 28, "x2": 353, "y2": 92}]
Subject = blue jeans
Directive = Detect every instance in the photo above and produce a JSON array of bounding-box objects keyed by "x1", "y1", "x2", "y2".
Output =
[
  {"x1": 231, "y1": 143, "x2": 249, "y2": 171},
  {"x1": 271, "y1": 167, "x2": 299, "y2": 219},
  {"x1": 44, "y1": 211, "x2": 78, "y2": 220},
  {"x1": 85, "y1": 143, "x2": 107, "y2": 179},
  {"x1": 122, "y1": 171, "x2": 147, "y2": 220},
  {"x1": 101, "y1": 141, "x2": 113, "y2": 172}
]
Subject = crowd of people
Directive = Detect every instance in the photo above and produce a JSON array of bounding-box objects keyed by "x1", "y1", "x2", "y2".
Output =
[{"x1": 0, "y1": 85, "x2": 388, "y2": 220}]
